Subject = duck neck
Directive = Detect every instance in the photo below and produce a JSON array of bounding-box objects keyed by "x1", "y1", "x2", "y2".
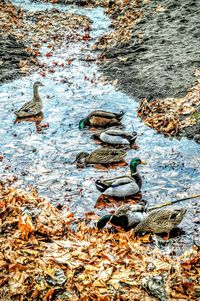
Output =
[
  {"x1": 33, "y1": 86, "x2": 41, "y2": 102},
  {"x1": 130, "y1": 165, "x2": 142, "y2": 189}
]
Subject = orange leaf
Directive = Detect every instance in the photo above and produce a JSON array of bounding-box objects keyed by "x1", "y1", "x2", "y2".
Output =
[
  {"x1": 82, "y1": 34, "x2": 91, "y2": 41},
  {"x1": 42, "y1": 288, "x2": 55, "y2": 301},
  {"x1": 19, "y1": 59, "x2": 27, "y2": 68},
  {"x1": 18, "y1": 215, "x2": 34, "y2": 240},
  {"x1": 40, "y1": 71, "x2": 46, "y2": 77},
  {"x1": 48, "y1": 69, "x2": 55, "y2": 74},
  {"x1": 45, "y1": 51, "x2": 53, "y2": 57}
]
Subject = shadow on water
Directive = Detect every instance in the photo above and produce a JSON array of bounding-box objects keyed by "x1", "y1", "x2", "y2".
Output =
[{"x1": 0, "y1": 0, "x2": 199, "y2": 253}]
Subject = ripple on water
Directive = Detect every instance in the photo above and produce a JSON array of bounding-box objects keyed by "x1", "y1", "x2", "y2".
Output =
[{"x1": 0, "y1": 0, "x2": 199, "y2": 253}]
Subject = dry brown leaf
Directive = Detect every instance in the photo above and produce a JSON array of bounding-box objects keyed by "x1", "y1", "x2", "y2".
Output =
[{"x1": 0, "y1": 185, "x2": 199, "y2": 300}]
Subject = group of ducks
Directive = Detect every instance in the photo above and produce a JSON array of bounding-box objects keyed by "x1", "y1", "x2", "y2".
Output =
[{"x1": 15, "y1": 81, "x2": 187, "y2": 239}]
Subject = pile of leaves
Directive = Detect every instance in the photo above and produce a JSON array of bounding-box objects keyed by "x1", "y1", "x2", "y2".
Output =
[
  {"x1": 94, "y1": 0, "x2": 143, "y2": 50},
  {"x1": 0, "y1": 1, "x2": 90, "y2": 76},
  {"x1": 33, "y1": 0, "x2": 143, "y2": 50},
  {"x1": 138, "y1": 76, "x2": 200, "y2": 137},
  {"x1": 0, "y1": 183, "x2": 199, "y2": 300},
  {"x1": 0, "y1": 1, "x2": 90, "y2": 43}
]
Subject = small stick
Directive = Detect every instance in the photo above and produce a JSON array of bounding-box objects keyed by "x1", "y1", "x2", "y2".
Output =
[{"x1": 148, "y1": 193, "x2": 200, "y2": 211}]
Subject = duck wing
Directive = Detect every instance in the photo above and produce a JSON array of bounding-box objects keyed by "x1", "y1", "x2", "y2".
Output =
[
  {"x1": 109, "y1": 177, "x2": 134, "y2": 186},
  {"x1": 115, "y1": 204, "x2": 145, "y2": 215},
  {"x1": 15, "y1": 101, "x2": 42, "y2": 117},
  {"x1": 115, "y1": 204, "x2": 135, "y2": 215},
  {"x1": 104, "y1": 182, "x2": 140, "y2": 197},
  {"x1": 103, "y1": 129, "x2": 131, "y2": 138},
  {"x1": 100, "y1": 131, "x2": 129, "y2": 145},
  {"x1": 100, "y1": 129, "x2": 137, "y2": 145},
  {"x1": 88, "y1": 148, "x2": 126, "y2": 164},
  {"x1": 89, "y1": 116, "x2": 121, "y2": 127},
  {"x1": 89, "y1": 110, "x2": 124, "y2": 120},
  {"x1": 95, "y1": 175, "x2": 132, "y2": 192},
  {"x1": 134, "y1": 209, "x2": 186, "y2": 233}
]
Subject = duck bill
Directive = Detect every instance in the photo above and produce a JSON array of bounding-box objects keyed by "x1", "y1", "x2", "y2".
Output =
[{"x1": 140, "y1": 160, "x2": 147, "y2": 165}]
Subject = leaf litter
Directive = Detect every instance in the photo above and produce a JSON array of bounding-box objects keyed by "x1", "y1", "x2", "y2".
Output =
[
  {"x1": 0, "y1": 183, "x2": 199, "y2": 300},
  {"x1": 93, "y1": 0, "x2": 143, "y2": 50},
  {"x1": 138, "y1": 77, "x2": 200, "y2": 137},
  {"x1": 32, "y1": 0, "x2": 144, "y2": 51},
  {"x1": 0, "y1": 1, "x2": 91, "y2": 76}
]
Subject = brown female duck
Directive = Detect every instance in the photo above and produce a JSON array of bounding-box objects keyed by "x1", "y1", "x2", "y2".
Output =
[
  {"x1": 134, "y1": 208, "x2": 187, "y2": 238},
  {"x1": 14, "y1": 81, "x2": 44, "y2": 117},
  {"x1": 75, "y1": 148, "x2": 127, "y2": 166}
]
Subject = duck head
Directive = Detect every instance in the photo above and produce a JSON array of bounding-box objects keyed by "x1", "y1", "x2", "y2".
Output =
[
  {"x1": 130, "y1": 157, "x2": 146, "y2": 174},
  {"x1": 75, "y1": 152, "x2": 89, "y2": 164},
  {"x1": 33, "y1": 81, "x2": 44, "y2": 89},
  {"x1": 97, "y1": 214, "x2": 112, "y2": 229},
  {"x1": 79, "y1": 118, "x2": 89, "y2": 129}
]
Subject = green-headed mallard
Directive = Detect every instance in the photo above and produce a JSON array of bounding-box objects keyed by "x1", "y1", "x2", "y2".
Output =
[
  {"x1": 75, "y1": 148, "x2": 126, "y2": 166},
  {"x1": 134, "y1": 208, "x2": 187, "y2": 237},
  {"x1": 97, "y1": 203, "x2": 146, "y2": 230},
  {"x1": 14, "y1": 81, "x2": 44, "y2": 117},
  {"x1": 92, "y1": 129, "x2": 137, "y2": 146},
  {"x1": 79, "y1": 110, "x2": 125, "y2": 129},
  {"x1": 95, "y1": 157, "x2": 145, "y2": 197}
]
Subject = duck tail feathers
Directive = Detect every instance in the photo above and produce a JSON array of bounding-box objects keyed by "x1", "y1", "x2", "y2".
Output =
[
  {"x1": 95, "y1": 180, "x2": 108, "y2": 192},
  {"x1": 117, "y1": 110, "x2": 125, "y2": 120},
  {"x1": 130, "y1": 131, "x2": 138, "y2": 142}
]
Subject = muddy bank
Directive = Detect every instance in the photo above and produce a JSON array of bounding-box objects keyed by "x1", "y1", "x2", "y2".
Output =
[
  {"x1": 101, "y1": 0, "x2": 200, "y2": 99},
  {"x1": 97, "y1": 0, "x2": 200, "y2": 141}
]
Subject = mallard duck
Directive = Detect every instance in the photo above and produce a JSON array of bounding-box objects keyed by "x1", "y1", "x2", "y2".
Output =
[
  {"x1": 134, "y1": 208, "x2": 187, "y2": 237},
  {"x1": 14, "y1": 81, "x2": 44, "y2": 117},
  {"x1": 92, "y1": 129, "x2": 137, "y2": 146},
  {"x1": 95, "y1": 157, "x2": 145, "y2": 197},
  {"x1": 75, "y1": 148, "x2": 127, "y2": 166},
  {"x1": 97, "y1": 203, "x2": 146, "y2": 230},
  {"x1": 79, "y1": 110, "x2": 125, "y2": 129}
]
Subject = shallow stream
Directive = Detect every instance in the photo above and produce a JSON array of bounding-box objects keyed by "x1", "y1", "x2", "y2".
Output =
[{"x1": 1, "y1": 0, "x2": 200, "y2": 253}]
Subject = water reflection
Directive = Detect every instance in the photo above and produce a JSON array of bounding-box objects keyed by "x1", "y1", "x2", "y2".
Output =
[{"x1": 14, "y1": 112, "x2": 49, "y2": 133}]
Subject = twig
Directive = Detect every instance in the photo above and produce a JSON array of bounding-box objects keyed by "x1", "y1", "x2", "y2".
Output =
[{"x1": 148, "y1": 193, "x2": 200, "y2": 211}]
